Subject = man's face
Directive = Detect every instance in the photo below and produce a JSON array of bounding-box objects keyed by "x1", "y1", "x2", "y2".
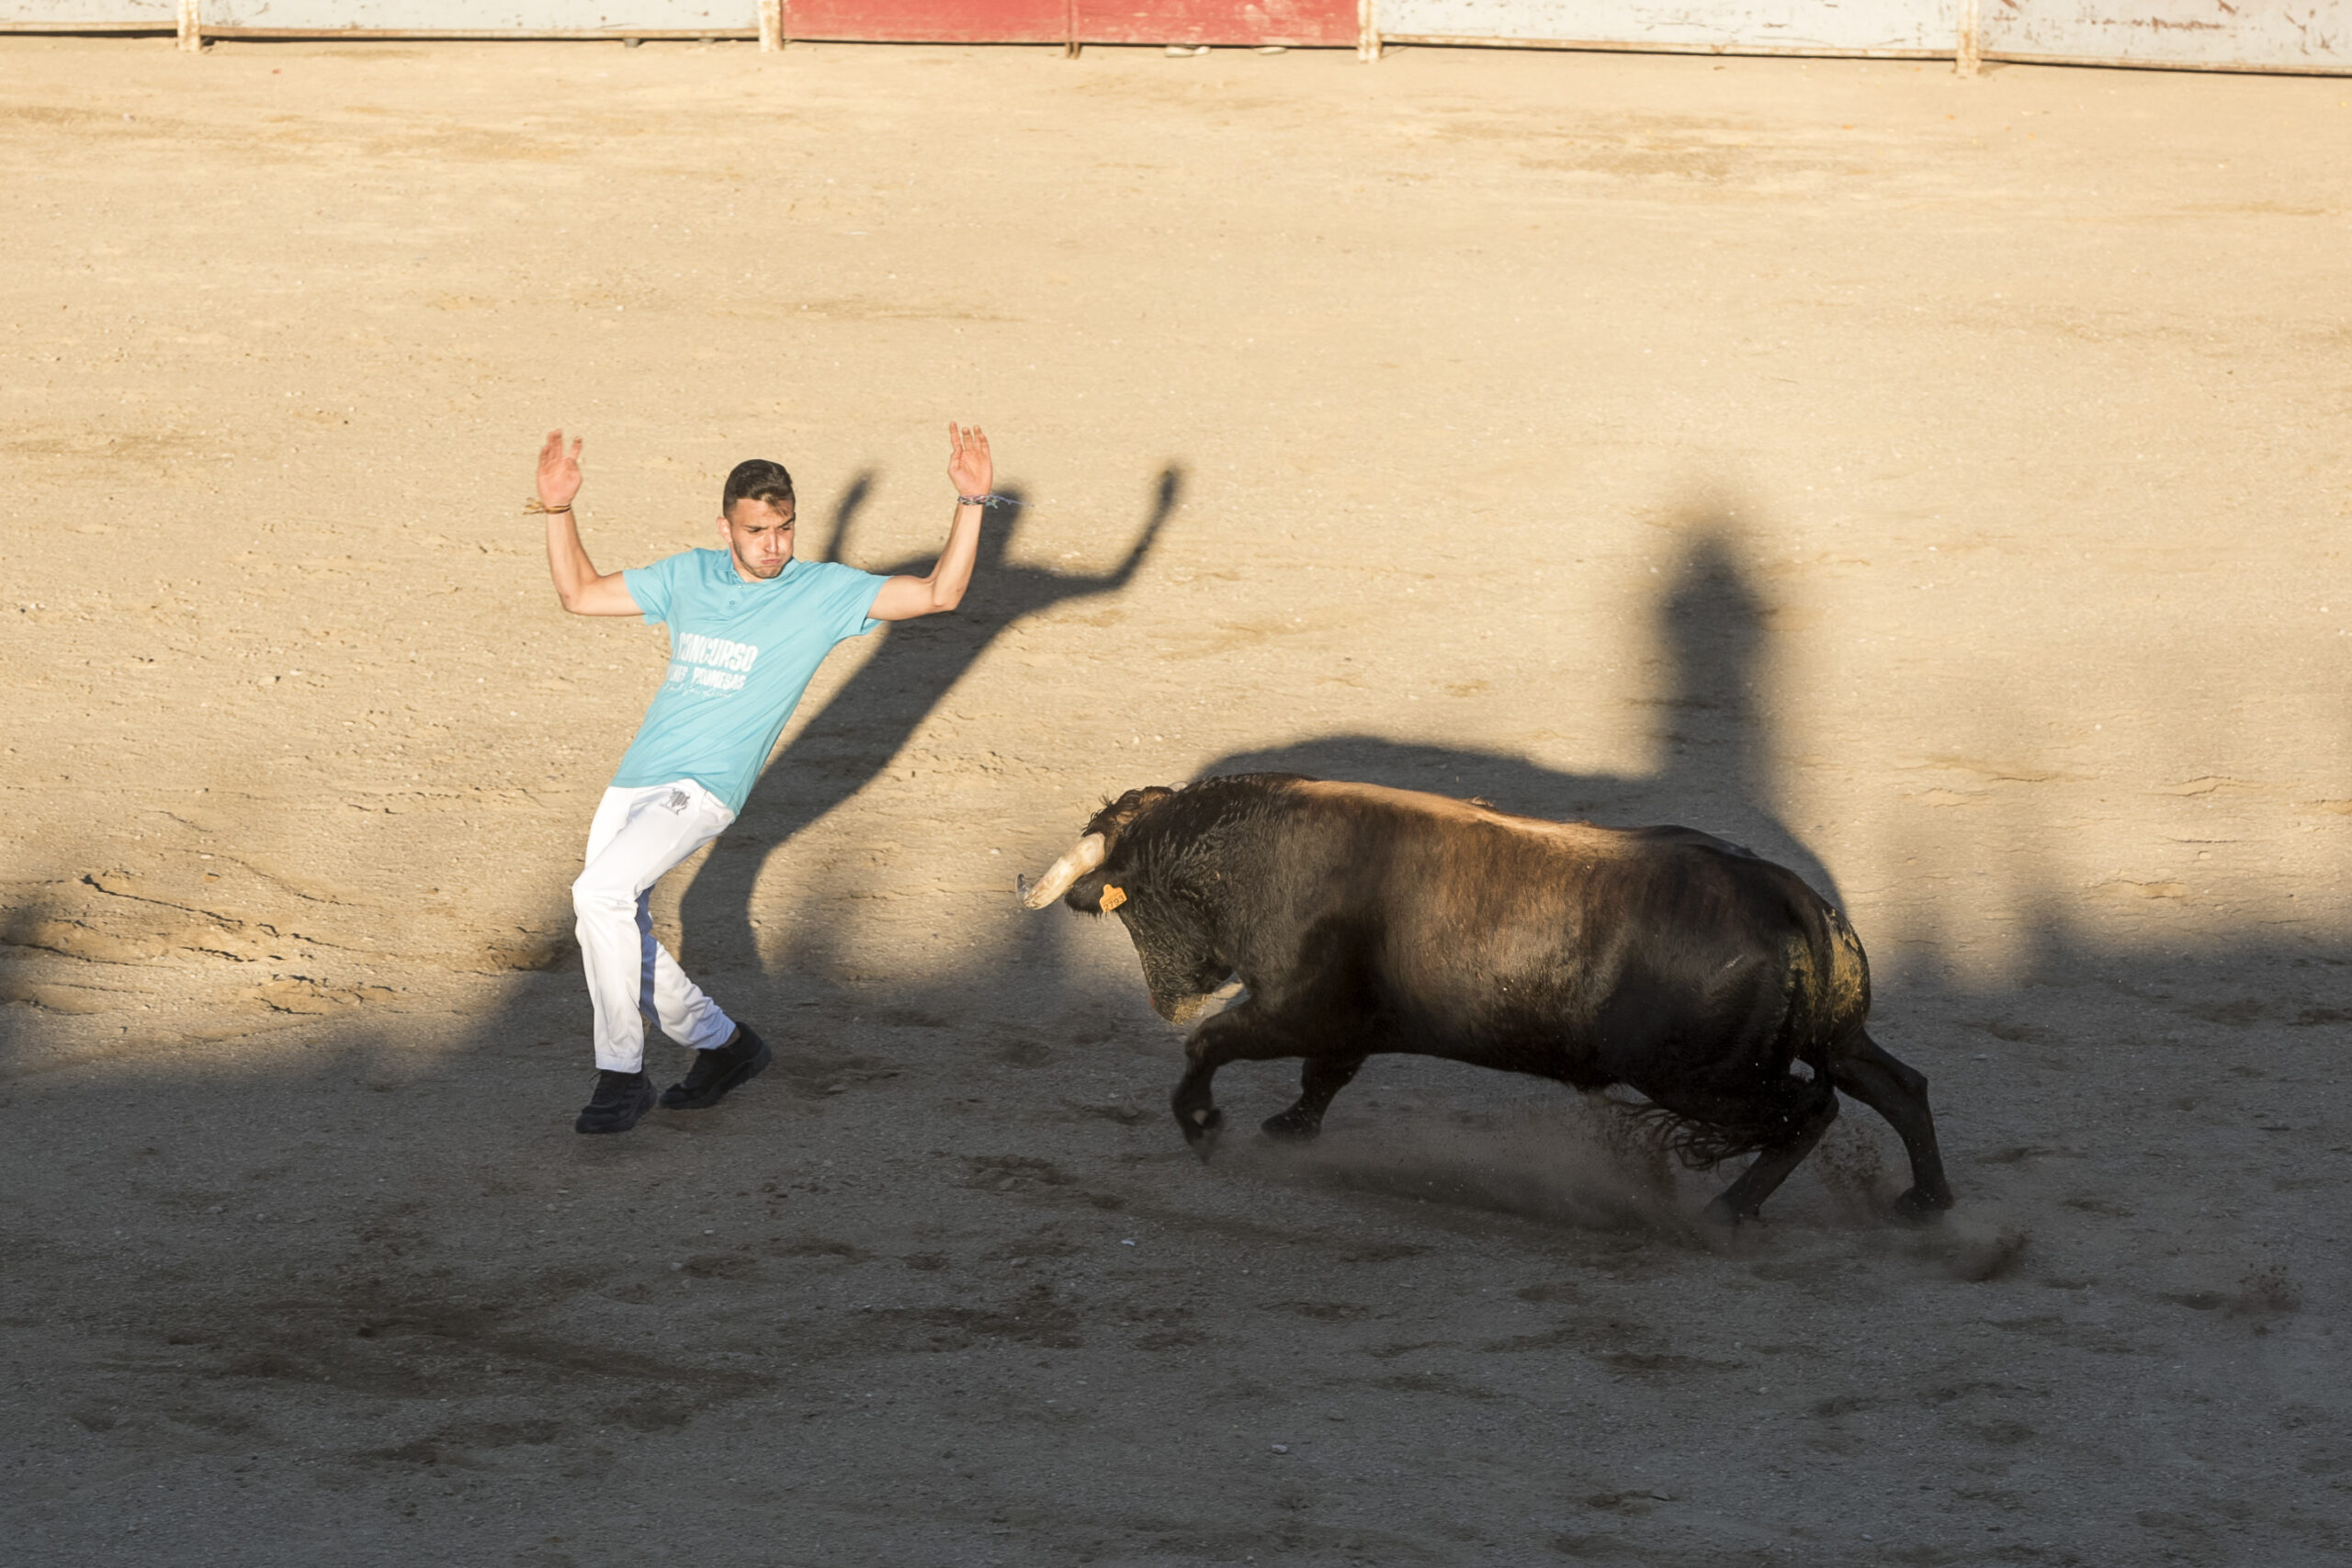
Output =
[{"x1": 719, "y1": 498, "x2": 796, "y2": 581}]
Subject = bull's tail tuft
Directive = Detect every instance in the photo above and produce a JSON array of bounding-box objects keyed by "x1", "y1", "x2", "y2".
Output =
[
  {"x1": 1610, "y1": 1069, "x2": 1838, "y2": 1171},
  {"x1": 1605, "y1": 886, "x2": 1868, "y2": 1172}
]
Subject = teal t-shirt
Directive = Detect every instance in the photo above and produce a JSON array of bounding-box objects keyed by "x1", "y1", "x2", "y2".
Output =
[{"x1": 611, "y1": 550, "x2": 886, "y2": 814}]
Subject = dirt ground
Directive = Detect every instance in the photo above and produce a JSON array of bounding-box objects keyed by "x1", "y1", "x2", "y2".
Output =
[{"x1": 3, "y1": 31, "x2": 2349, "y2": 1566}]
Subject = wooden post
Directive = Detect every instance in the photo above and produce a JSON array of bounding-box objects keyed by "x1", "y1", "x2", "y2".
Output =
[
  {"x1": 1065, "y1": 0, "x2": 1081, "y2": 57},
  {"x1": 177, "y1": 0, "x2": 200, "y2": 51},
  {"x1": 1357, "y1": 0, "x2": 1380, "y2": 61},
  {"x1": 1955, "y1": 0, "x2": 1981, "y2": 76},
  {"x1": 760, "y1": 0, "x2": 783, "y2": 51}
]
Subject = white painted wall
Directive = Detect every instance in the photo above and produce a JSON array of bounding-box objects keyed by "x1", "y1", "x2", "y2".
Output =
[
  {"x1": 0, "y1": 0, "x2": 176, "y2": 24},
  {"x1": 1983, "y1": 0, "x2": 2347, "y2": 70},
  {"x1": 1373, "y1": 0, "x2": 2349, "y2": 67},
  {"x1": 0, "y1": 0, "x2": 757, "y2": 28},
  {"x1": 199, "y1": 0, "x2": 755, "y2": 28},
  {"x1": 1377, "y1": 0, "x2": 1958, "y2": 54}
]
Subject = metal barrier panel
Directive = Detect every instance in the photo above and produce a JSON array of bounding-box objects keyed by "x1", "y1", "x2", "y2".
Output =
[
  {"x1": 1080, "y1": 0, "x2": 1357, "y2": 44},
  {"x1": 1375, "y1": 0, "x2": 1958, "y2": 53},
  {"x1": 0, "y1": 0, "x2": 177, "y2": 25},
  {"x1": 1982, "y1": 0, "x2": 2348, "y2": 71},
  {"x1": 197, "y1": 0, "x2": 757, "y2": 32},
  {"x1": 781, "y1": 0, "x2": 1067, "y2": 42}
]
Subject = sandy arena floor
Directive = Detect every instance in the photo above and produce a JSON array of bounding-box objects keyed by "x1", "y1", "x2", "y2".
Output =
[{"x1": 3, "y1": 31, "x2": 2349, "y2": 1566}]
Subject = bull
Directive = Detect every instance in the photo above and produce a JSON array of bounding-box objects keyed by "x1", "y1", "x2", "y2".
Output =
[{"x1": 1021, "y1": 773, "x2": 1953, "y2": 1225}]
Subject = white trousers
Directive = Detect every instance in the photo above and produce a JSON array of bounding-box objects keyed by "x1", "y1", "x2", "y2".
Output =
[{"x1": 573, "y1": 780, "x2": 739, "y2": 1073}]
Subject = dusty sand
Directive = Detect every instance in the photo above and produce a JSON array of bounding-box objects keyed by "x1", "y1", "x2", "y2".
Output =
[{"x1": 3, "y1": 32, "x2": 2349, "y2": 1566}]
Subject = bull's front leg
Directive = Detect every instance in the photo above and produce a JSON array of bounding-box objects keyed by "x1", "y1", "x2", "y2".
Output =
[{"x1": 1170, "y1": 1005, "x2": 1306, "y2": 1157}]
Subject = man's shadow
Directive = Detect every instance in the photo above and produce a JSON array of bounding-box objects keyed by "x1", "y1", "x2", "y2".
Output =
[
  {"x1": 675, "y1": 467, "x2": 1182, "y2": 974},
  {"x1": 1200, "y1": 516, "x2": 1844, "y2": 906}
]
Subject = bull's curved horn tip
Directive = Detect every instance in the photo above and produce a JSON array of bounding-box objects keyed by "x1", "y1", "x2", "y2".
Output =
[{"x1": 1020, "y1": 832, "x2": 1106, "y2": 910}]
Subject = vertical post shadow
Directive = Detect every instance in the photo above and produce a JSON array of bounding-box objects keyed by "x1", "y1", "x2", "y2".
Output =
[
  {"x1": 1643, "y1": 525, "x2": 1824, "y2": 889},
  {"x1": 1193, "y1": 505, "x2": 1843, "y2": 905},
  {"x1": 815, "y1": 468, "x2": 876, "y2": 565},
  {"x1": 674, "y1": 466, "x2": 1185, "y2": 978}
]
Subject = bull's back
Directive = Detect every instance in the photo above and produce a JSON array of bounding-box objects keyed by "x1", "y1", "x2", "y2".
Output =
[{"x1": 1270, "y1": 782, "x2": 1862, "y2": 1070}]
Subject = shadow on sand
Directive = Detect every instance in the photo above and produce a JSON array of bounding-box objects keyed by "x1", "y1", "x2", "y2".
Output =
[
  {"x1": 4, "y1": 492, "x2": 2346, "y2": 1565},
  {"x1": 673, "y1": 467, "x2": 1182, "y2": 976},
  {"x1": 1194, "y1": 517, "x2": 1843, "y2": 907}
]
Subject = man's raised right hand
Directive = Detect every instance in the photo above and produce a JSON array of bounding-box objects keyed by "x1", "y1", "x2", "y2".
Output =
[
  {"x1": 537, "y1": 430, "x2": 584, "y2": 510},
  {"x1": 538, "y1": 429, "x2": 640, "y2": 617}
]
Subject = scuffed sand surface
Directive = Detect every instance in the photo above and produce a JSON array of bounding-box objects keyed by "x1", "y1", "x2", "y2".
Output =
[{"x1": 3, "y1": 35, "x2": 2349, "y2": 1565}]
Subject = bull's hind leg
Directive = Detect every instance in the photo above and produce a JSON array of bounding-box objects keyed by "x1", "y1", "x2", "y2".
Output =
[
  {"x1": 1829, "y1": 1031, "x2": 1954, "y2": 1221},
  {"x1": 1701, "y1": 1089, "x2": 1840, "y2": 1227},
  {"x1": 1170, "y1": 1005, "x2": 1306, "y2": 1156},
  {"x1": 1261, "y1": 1052, "x2": 1367, "y2": 1144}
]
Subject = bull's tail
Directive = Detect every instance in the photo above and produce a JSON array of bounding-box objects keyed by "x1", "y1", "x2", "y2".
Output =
[
  {"x1": 1630, "y1": 1070, "x2": 1838, "y2": 1170},
  {"x1": 1611, "y1": 895, "x2": 1868, "y2": 1172}
]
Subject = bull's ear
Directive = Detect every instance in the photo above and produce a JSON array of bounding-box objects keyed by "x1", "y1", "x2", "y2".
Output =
[{"x1": 1084, "y1": 784, "x2": 1178, "y2": 840}]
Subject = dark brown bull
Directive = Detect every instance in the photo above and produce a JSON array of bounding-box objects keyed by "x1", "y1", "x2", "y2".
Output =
[{"x1": 1022, "y1": 773, "x2": 1953, "y2": 1225}]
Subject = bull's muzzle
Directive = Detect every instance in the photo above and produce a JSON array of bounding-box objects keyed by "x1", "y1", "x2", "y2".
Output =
[{"x1": 1018, "y1": 832, "x2": 1107, "y2": 910}]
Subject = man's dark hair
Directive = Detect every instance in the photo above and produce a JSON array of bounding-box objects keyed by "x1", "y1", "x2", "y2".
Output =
[{"x1": 723, "y1": 459, "x2": 796, "y2": 517}]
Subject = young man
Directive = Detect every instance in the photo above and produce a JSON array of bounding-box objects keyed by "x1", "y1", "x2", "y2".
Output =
[{"x1": 536, "y1": 424, "x2": 997, "y2": 1134}]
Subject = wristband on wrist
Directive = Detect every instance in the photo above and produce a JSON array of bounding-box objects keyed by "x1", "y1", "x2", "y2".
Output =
[
  {"x1": 957, "y1": 493, "x2": 1013, "y2": 509},
  {"x1": 525, "y1": 498, "x2": 573, "y2": 514}
]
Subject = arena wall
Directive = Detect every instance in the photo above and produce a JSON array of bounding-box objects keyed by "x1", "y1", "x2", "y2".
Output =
[{"x1": 1, "y1": 0, "x2": 2344, "y2": 75}]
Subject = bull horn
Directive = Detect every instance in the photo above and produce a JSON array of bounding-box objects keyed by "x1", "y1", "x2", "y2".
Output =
[{"x1": 1021, "y1": 833, "x2": 1106, "y2": 910}]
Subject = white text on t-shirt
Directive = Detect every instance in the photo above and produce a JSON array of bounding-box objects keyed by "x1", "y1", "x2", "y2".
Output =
[{"x1": 665, "y1": 630, "x2": 760, "y2": 694}]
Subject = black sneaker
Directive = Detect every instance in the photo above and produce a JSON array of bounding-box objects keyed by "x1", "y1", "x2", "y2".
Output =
[
  {"x1": 575, "y1": 1069, "x2": 655, "y2": 1134},
  {"x1": 661, "y1": 1024, "x2": 772, "y2": 1110}
]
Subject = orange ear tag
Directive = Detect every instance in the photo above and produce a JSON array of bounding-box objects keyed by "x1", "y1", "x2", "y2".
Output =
[{"x1": 1099, "y1": 885, "x2": 1128, "y2": 913}]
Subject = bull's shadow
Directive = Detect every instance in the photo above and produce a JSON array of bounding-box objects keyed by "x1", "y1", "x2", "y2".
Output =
[
  {"x1": 1201, "y1": 524, "x2": 1843, "y2": 906},
  {"x1": 675, "y1": 468, "x2": 1182, "y2": 974}
]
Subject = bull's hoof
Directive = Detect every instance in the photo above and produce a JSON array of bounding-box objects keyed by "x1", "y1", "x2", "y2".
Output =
[
  {"x1": 1175, "y1": 1104, "x2": 1224, "y2": 1149},
  {"x1": 1261, "y1": 1108, "x2": 1322, "y2": 1144},
  {"x1": 1891, "y1": 1186, "x2": 1953, "y2": 1225}
]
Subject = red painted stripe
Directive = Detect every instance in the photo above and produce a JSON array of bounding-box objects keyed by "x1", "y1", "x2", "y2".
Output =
[
  {"x1": 1080, "y1": 0, "x2": 1355, "y2": 46},
  {"x1": 784, "y1": 0, "x2": 1069, "y2": 42},
  {"x1": 782, "y1": 0, "x2": 1355, "y2": 46}
]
